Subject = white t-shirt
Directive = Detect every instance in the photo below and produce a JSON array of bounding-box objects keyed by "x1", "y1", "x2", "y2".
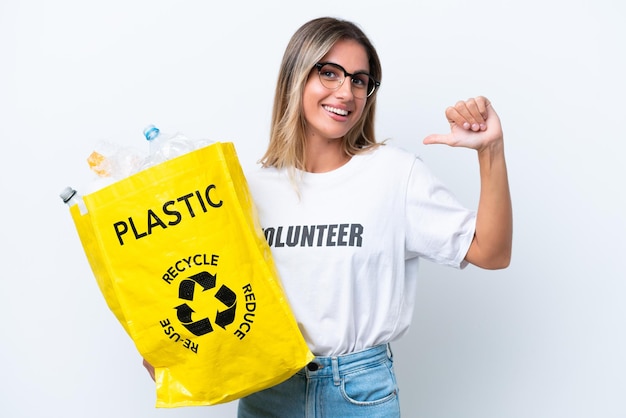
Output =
[{"x1": 246, "y1": 144, "x2": 476, "y2": 356}]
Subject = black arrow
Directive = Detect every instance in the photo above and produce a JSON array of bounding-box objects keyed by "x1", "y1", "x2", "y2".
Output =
[
  {"x1": 215, "y1": 284, "x2": 236, "y2": 307},
  {"x1": 215, "y1": 303, "x2": 237, "y2": 329},
  {"x1": 182, "y1": 318, "x2": 214, "y2": 336},
  {"x1": 215, "y1": 284, "x2": 237, "y2": 329},
  {"x1": 178, "y1": 279, "x2": 196, "y2": 301},
  {"x1": 189, "y1": 271, "x2": 216, "y2": 291},
  {"x1": 175, "y1": 303, "x2": 195, "y2": 323}
]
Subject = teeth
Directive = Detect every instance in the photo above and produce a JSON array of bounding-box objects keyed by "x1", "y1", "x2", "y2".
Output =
[{"x1": 324, "y1": 106, "x2": 349, "y2": 116}]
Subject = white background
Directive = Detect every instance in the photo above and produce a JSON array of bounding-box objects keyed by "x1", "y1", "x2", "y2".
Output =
[{"x1": 1, "y1": 0, "x2": 625, "y2": 417}]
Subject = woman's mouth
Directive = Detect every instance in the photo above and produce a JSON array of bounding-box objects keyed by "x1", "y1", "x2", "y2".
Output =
[{"x1": 323, "y1": 105, "x2": 350, "y2": 116}]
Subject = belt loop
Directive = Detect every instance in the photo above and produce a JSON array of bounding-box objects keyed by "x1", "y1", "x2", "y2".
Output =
[
  {"x1": 331, "y1": 357, "x2": 340, "y2": 386},
  {"x1": 387, "y1": 343, "x2": 393, "y2": 360}
]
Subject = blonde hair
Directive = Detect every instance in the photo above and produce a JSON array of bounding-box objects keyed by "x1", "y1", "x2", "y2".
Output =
[{"x1": 260, "y1": 17, "x2": 382, "y2": 172}]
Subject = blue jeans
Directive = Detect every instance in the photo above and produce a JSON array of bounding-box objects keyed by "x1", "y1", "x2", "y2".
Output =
[{"x1": 237, "y1": 344, "x2": 400, "y2": 417}]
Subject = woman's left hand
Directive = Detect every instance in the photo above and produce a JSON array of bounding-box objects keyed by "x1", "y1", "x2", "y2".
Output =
[
  {"x1": 423, "y1": 96, "x2": 503, "y2": 152},
  {"x1": 424, "y1": 96, "x2": 512, "y2": 269},
  {"x1": 143, "y1": 358, "x2": 156, "y2": 382}
]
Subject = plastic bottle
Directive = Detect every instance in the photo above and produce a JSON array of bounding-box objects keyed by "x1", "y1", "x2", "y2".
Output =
[
  {"x1": 59, "y1": 186, "x2": 87, "y2": 214},
  {"x1": 141, "y1": 124, "x2": 196, "y2": 169},
  {"x1": 87, "y1": 140, "x2": 144, "y2": 179}
]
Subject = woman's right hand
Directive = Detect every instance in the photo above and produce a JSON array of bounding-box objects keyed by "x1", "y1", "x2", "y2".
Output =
[{"x1": 142, "y1": 358, "x2": 156, "y2": 382}]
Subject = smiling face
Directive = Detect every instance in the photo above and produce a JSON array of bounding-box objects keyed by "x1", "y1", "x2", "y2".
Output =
[{"x1": 302, "y1": 39, "x2": 370, "y2": 144}]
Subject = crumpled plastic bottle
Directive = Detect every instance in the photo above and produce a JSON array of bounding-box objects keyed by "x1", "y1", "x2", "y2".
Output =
[
  {"x1": 86, "y1": 140, "x2": 144, "y2": 192},
  {"x1": 80, "y1": 125, "x2": 213, "y2": 193},
  {"x1": 141, "y1": 124, "x2": 197, "y2": 169}
]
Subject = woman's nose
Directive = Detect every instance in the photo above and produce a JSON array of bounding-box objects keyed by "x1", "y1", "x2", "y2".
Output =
[{"x1": 334, "y1": 78, "x2": 354, "y2": 98}]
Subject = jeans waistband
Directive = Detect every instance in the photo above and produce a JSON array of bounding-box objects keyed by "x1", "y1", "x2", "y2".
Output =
[{"x1": 300, "y1": 344, "x2": 392, "y2": 381}]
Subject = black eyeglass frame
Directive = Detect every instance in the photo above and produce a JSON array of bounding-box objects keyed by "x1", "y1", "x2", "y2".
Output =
[{"x1": 314, "y1": 62, "x2": 381, "y2": 98}]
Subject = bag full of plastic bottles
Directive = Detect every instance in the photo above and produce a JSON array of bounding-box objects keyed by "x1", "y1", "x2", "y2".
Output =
[{"x1": 61, "y1": 125, "x2": 313, "y2": 407}]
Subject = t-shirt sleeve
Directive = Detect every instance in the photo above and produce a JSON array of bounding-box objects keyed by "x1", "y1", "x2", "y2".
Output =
[{"x1": 404, "y1": 156, "x2": 476, "y2": 269}]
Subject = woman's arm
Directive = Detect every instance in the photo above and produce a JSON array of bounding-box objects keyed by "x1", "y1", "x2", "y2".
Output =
[{"x1": 423, "y1": 97, "x2": 512, "y2": 269}]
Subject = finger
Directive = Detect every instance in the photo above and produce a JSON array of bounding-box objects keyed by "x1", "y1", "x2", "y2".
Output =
[
  {"x1": 465, "y1": 98, "x2": 490, "y2": 131},
  {"x1": 450, "y1": 101, "x2": 481, "y2": 131},
  {"x1": 445, "y1": 106, "x2": 467, "y2": 128},
  {"x1": 475, "y1": 96, "x2": 491, "y2": 119},
  {"x1": 473, "y1": 96, "x2": 492, "y2": 130},
  {"x1": 445, "y1": 105, "x2": 475, "y2": 131},
  {"x1": 423, "y1": 133, "x2": 452, "y2": 146},
  {"x1": 142, "y1": 358, "x2": 156, "y2": 381},
  {"x1": 454, "y1": 98, "x2": 492, "y2": 131},
  {"x1": 465, "y1": 98, "x2": 486, "y2": 122}
]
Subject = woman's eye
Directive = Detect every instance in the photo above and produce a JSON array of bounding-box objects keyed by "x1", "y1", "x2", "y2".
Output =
[{"x1": 352, "y1": 76, "x2": 368, "y2": 87}]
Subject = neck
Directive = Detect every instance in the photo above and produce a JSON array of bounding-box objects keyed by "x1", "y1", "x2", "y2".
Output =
[{"x1": 304, "y1": 137, "x2": 350, "y2": 173}]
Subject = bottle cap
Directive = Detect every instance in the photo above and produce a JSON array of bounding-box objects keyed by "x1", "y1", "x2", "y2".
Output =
[
  {"x1": 143, "y1": 124, "x2": 160, "y2": 141},
  {"x1": 59, "y1": 186, "x2": 77, "y2": 203}
]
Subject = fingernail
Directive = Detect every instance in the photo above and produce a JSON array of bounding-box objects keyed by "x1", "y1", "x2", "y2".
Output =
[
  {"x1": 472, "y1": 123, "x2": 480, "y2": 131},
  {"x1": 480, "y1": 123, "x2": 486, "y2": 130},
  {"x1": 463, "y1": 122, "x2": 471, "y2": 129}
]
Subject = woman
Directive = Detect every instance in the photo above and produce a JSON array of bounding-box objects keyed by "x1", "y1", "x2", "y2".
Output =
[
  {"x1": 146, "y1": 16, "x2": 512, "y2": 417},
  {"x1": 236, "y1": 16, "x2": 512, "y2": 417}
]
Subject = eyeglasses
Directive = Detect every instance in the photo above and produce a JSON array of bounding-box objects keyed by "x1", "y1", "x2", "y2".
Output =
[{"x1": 314, "y1": 62, "x2": 380, "y2": 99}]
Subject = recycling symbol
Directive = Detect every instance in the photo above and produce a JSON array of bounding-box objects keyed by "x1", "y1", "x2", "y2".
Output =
[{"x1": 174, "y1": 271, "x2": 237, "y2": 336}]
